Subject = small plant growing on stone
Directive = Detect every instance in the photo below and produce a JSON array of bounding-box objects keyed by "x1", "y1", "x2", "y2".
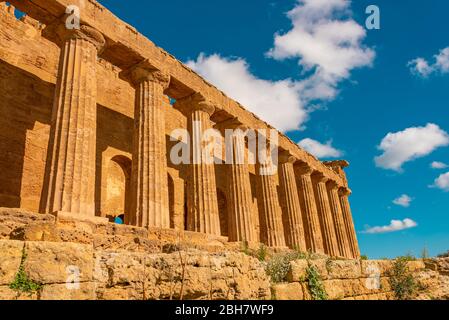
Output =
[
  {"x1": 305, "y1": 265, "x2": 327, "y2": 300},
  {"x1": 360, "y1": 254, "x2": 369, "y2": 260},
  {"x1": 9, "y1": 247, "x2": 42, "y2": 296},
  {"x1": 389, "y1": 257, "x2": 419, "y2": 300},
  {"x1": 265, "y1": 252, "x2": 303, "y2": 283},
  {"x1": 257, "y1": 244, "x2": 267, "y2": 262}
]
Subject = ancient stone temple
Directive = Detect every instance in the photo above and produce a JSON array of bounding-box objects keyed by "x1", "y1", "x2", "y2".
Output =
[{"x1": 0, "y1": 0, "x2": 360, "y2": 259}]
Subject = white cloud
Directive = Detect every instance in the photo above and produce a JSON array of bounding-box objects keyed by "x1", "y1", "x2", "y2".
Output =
[
  {"x1": 298, "y1": 138, "x2": 343, "y2": 158},
  {"x1": 186, "y1": 0, "x2": 374, "y2": 132},
  {"x1": 408, "y1": 47, "x2": 449, "y2": 77},
  {"x1": 363, "y1": 218, "x2": 418, "y2": 234},
  {"x1": 433, "y1": 172, "x2": 449, "y2": 191},
  {"x1": 268, "y1": 0, "x2": 375, "y2": 102},
  {"x1": 393, "y1": 194, "x2": 413, "y2": 208},
  {"x1": 375, "y1": 123, "x2": 449, "y2": 171},
  {"x1": 431, "y1": 161, "x2": 448, "y2": 169},
  {"x1": 186, "y1": 54, "x2": 306, "y2": 132}
]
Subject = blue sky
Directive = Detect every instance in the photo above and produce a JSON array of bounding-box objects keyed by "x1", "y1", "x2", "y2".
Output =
[{"x1": 99, "y1": 0, "x2": 449, "y2": 258}]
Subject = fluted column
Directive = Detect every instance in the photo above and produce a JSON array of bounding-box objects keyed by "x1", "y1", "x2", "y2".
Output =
[
  {"x1": 226, "y1": 121, "x2": 257, "y2": 242},
  {"x1": 312, "y1": 173, "x2": 339, "y2": 257},
  {"x1": 339, "y1": 188, "x2": 360, "y2": 259},
  {"x1": 256, "y1": 159, "x2": 286, "y2": 248},
  {"x1": 127, "y1": 64, "x2": 170, "y2": 229},
  {"x1": 296, "y1": 165, "x2": 324, "y2": 254},
  {"x1": 327, "y1": 181, "x2": 351, "y2": 258},
  {"x1": 41, "y1": 25, "x2": 105, "y2": 217},
  {"x1": 278, "y1": 152, "x2": 306, "y2": 251},
  {"x1": 175, "y1": 93, "x2": 221, "y2": 235}
]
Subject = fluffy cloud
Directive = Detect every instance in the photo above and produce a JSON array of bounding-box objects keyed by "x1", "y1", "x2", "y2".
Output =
[
  {"x1": 408, "y1": 47, "x2": 449, "y2": 77},
  {"x1": 431, "y1": 161, "x2": 448, "y2": 169},
  {"x1": 268, "y1": 0, "x2": 375, "y2": 102},
  {"x1": 393, "y1": 194, "x2": 413, "y2": 208},
  {"x1": 363, "y1": 219, "x2": 418, "y2": 234},
  {"x1": 433, "y1": 172, "x2": 449, "y2": 191},
  {"x1": 298, "y1": 138, "x2": 343, "y2": 158},
  {"x1": 375, "y1": 124, "x2": 449, "y2": 171},
  {"x1": 187, "y1": 0, "x2": 374, "y2": 132},
  {"x1": 186, "y1": 54, "x2": 306, "y2": 132}
]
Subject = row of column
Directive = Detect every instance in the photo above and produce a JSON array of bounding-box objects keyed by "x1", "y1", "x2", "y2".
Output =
[{"x1": 41, "y1": 23, "x2": 359, "y2": 259}]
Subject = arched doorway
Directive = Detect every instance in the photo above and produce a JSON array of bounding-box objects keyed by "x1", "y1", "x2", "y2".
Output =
[
  {"x1": 104, "y1": 155, "x2": 132, "y2": 224},
  {"x1": 217, "y1": 188, "x2": 228, "y2": 237}
]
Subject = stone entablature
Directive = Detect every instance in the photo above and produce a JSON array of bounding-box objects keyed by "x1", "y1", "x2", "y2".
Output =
[{"x1": 0, "y1": 1, "x2": 360, "y2": 259}]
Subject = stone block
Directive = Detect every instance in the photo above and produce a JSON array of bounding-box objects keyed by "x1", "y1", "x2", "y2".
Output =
[
  {"x1": 0, "y1": 240, "x2": 24, "y2": 285},
  {"x1": 361, "y1": 260, "x2": 393, "y2": 277},
  {"x1": 24, "y1": 241, "x2": 93, "y2": 284},
  {"x1": 287, "y1": 259, "x2": 308, "y2": 282},
  {"x1": 272, "y1": 283, "x2": 303, "y2": 300},
  {"x1": 327, "y1": 260, "x2": 361, "y2": 279},
  {"x1": 40, "y1": 282, "x2": 96, "y2": 300}
]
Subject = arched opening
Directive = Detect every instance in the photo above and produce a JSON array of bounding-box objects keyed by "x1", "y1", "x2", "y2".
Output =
[
  {"x1": 104, "y1": 155, "x2": 132, "y2": 224},
  {"x1": 217, "y1": 188, "x2": 228, "y2": 237}
]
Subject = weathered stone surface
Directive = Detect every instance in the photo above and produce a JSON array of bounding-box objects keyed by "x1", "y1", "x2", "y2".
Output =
[
  {"x1": 272, "y1": 283, "x2": 303, "y2": 300},
  {"x1": 361, "y1": 260, "x2": 393, "y2": 277},
  {"x1": 0, "y1": 209, "x2": 55, "y2": 240},
  {"x1": 326, "y1": 260, "x2": 361, "y2": 279},
  {"x1": 287, "y1": 259, "x2": 309, "y2": 282},
  {"x1": 40, "y1": 282, "x2": 96, "y2": 300},
  {"x1": 0, "y1": 240, "x2": 23, "y2": 285},
  {"x1": 24, "y1": 242, "x2": 93, "y2": 284}
]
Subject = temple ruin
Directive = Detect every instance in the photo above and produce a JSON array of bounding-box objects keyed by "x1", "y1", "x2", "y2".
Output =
[{"x1": 0, "y1": 0, "x2": 360, "y2": 259}]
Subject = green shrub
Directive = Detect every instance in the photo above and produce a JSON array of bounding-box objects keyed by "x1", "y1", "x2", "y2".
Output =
[
  {"x1": 389, "y1": 257, "x2": 419, "y2": 300},
  {"x1": 265, "y1": 252, "x2": 304, "y2": 283},
  {"x1": 9, "y1": 247, "x2": 42, "y2": 295},
  {"x1": 306, "y1": 265, "x2": 327, "y2": 300},
  {"x1": 360, "y1": 254, "x2": 369, "y2": 260}
]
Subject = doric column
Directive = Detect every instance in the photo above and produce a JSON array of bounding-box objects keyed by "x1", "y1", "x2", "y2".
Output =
[
  {"x1": 295, "y1": 164, "x2": 324, "y2": 254},
  {"x1": 175, "y1": 93, "x2": 221, "y2": 235},
  {"x1": 126, "y1": 62, "x2": 171, "y2": 229},
  {"x1": 41, "y1": 25, "x2": 105, "y2": 217},
  {"x1": 278, "y1": 152, "x2": 307, "y2": 251},
  {"x1": 312, "y1": 173, "x2": 339, "y2": 257},
  {"x1": 339, "y1": 188, "x2": 360, "y2": 259},
  {"x1": 225, "y1": 120, "x2": 257, "y2": 243},
  {"x1": 327, "y1": 181, "x2": 351, "y2": 258},
  {"x1": 256, "y1": 160, "x2": 286, "y2": 248}
]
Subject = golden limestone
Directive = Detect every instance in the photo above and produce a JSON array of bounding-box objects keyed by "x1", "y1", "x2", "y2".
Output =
[{"x1": 0, "y1": 0, "x2": 359, "y2": 259}]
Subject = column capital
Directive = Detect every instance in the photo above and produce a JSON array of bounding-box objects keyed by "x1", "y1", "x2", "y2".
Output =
[
  {"x1": 312, "y1": 172, "x2": 329, "y2": 184},
  {"x1": 175, "y1": 92, "x2": 216, "y2": 117},
  {"x1": 279, "y1": 151, "x2": 296, "y2": 165},
  {"x1": 327, "y1": 180, "x2": 340, "y2": 190},
  {"x1": 56, "y1": 24, "x2": 106, "y2": 52},
  {"x1": 295, "y1": 163, "x2": 313, "y2": 175},
  {"x1": 338, "y1": 187, "x2": 352, "y2": 197},
  {"x1": 121, "y1": 60, "x2": 170, "y2": 88}
]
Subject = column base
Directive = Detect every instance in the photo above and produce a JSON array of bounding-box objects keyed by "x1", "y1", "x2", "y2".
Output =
[{"x1": 52, "y1": 211, "x2": 109, "y2": 224}]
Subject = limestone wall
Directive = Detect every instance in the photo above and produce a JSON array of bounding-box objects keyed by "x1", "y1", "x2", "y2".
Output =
[{"x1": 1, "y1": 208, "x2": 447, "y2": 300}]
